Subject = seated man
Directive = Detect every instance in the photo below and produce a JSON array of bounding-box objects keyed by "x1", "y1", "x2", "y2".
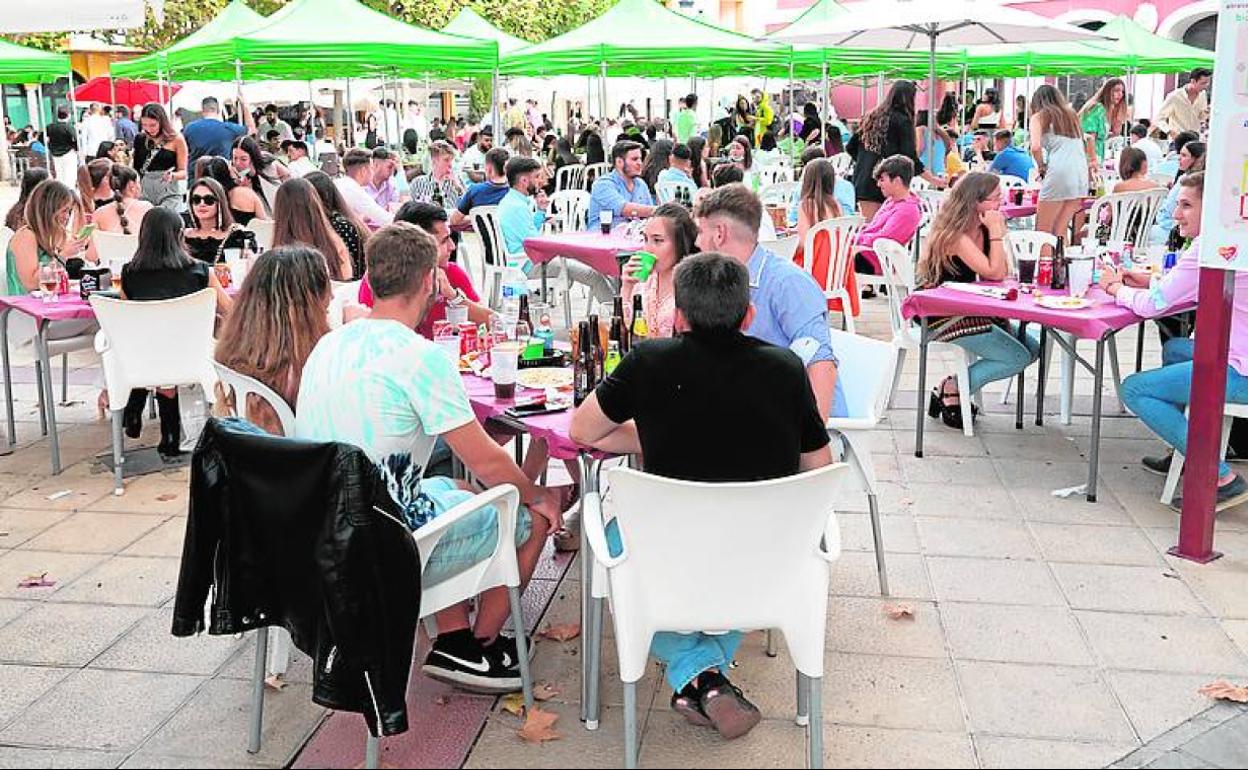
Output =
[
  {"x1": 694, "y1": 183, "x2": 846, "y2": 420},
  {"x1": 1102, "y1": 171, "x2": 1248, "y2": 511},
  {"x1": 587, "y1": 140, "x2": 656, "y2": 230},
  {"x1": 571, "y1": 252, "x2": 833, "y2": 740},
  {"x1": 988, "y1": 129, "x2": 1035, "y2": 181},
  {"x1": 367, "y1": 147, "x2": 409, "y2": 212},
  {"x1": 854, "y1": 154, "x2": 923, "y2": 274},
  {"x1": 450, "y1": 147, "x2": 510, "y2": 229},
  {"x1": 296, "y1": 223, "x2": 562, "y2": 693},
  {"x1": 334, "y1": 148, "x2": 393, "y2": 228},
  {"x1": 282, "y1": 139, "x2": 316, "y2": 178},
  {"x1": 658, "y1": 143, "x2": 697, "y2": 190},
  {"x1": 460, "y1": 126, "x2": 494, "y2": 183}
]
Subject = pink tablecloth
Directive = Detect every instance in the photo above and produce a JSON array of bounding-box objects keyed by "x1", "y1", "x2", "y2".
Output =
[
  {"x1": 0, "y1": 293, "x2": 97, "y2": 323},
  {"x1": 901, "y1": 282, "x2": 1185, "y2": 341},
  {"x1": 522, "y1": 231, "x2": 644, "y2": 277},
  {"x1": 461, "y1": 373, "x2": 590, "y2": 461},
  {"x1": 1001, "y1": 197, "x2": 1094, "y2": 220}
]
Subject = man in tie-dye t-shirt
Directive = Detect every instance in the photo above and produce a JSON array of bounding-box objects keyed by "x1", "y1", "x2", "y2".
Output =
[{"x1": 296, "y1": 223, "x2": 562, "y2": 695}]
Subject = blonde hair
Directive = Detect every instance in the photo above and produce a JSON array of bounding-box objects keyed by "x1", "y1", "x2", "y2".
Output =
[
  {"x1": 1030, "y1": 85, "x2": 1081, "y2": 140},
  {"x1": 918, "y1": 172, "x2": 999, "y2": 288}
]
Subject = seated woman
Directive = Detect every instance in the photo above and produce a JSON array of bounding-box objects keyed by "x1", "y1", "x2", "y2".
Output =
[
  {"x1": 6, "y1": 179, "x2": 98, "y2": 295},
  {"x1": 92, "y1": 166, "x2": 153, "y2": 235},
  {"x1": 1104, "y1": 171, "x2": 1248, "y2": 511},
  {"x1": 620, "y1": 203, "x2": 699, "y2": 339},
  {"x1": 182, "y1": 178, "x2": 250, "y2": 264},
  {"x1": 199, "y1": 156, "x2": 268, "y2": 227},
  {"x1": 305, "y1": 171, "x2": 370, "y2": 279},
  {"x1": 1150, "y1": 141, "x2": 1205, "y2": 248},
  {"x1": 917, "y1": 172, "x2": 1040, "y2": 430},
  {"x1": 271, "y1": 177, "x2": 354, "y2": 281},
  {"x1": 216, "y1": 245, "x2": 330, "y2": 437},
  {"x1": 77, "y1": 158, "x2": 114, "y2": 215},
  {"x1": 231, "y1": 135, "x2": 288, "y2": 215},
  {"x1": 1112, "y1": 147, "x2": 1161, "y2": 194},
  {"x1": 118, "y1": 207, "x2": 233, "y2": 457}
]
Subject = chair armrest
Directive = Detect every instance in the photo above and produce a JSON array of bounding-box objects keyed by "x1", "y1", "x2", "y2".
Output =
[
  {"x1": 93, "y1": 329, "x2": 110, "y2": 355},
  {"x1": 581, "y1": 487, "x2": 627, "y2": 569},
  {"x1": 818, "y1": 510, "x2": 842, "y2": 564},
  {"x1": 411, "y1": 484, "x2": 520, "y2": 548}
]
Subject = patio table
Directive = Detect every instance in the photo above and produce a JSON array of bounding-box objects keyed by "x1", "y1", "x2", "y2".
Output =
[
  {"x1": 902, "y1": 282, "x2": 1193, "y2": 503},
  {"x1": 523, "y1": 231, "x2": 643, "y2": 300}
]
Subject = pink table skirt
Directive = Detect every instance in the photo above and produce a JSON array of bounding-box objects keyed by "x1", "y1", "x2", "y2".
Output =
[
  {"x1": 0, "y1": 293, "x2": 97, "y2": 323},
  {"x1": 901, "y1": 282, "x2": 1187, "y2": 341},
  {"x1": 1002, "y1": 197, "x2": 1094, "y2": 220},
  {"x1": 461, "y1": 373, "x2": 592, "y2": 461},
  {"x1": 522, "y1": 231, "x2": 644, "y2": 277}
]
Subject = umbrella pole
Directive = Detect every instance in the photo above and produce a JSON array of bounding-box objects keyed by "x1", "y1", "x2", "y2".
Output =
[
  {"x1": 820, "y1": 62, "x2": 828, "y2": 125},
  {"x1": 788, "y1": 60, "x2": 795, "y2": 151},
  {"x1": 67, "y1": 65, "x2": 78, "y2": 168},
  {"x1": 926, "y1": 30, "x2": 937, "y2": 169}
]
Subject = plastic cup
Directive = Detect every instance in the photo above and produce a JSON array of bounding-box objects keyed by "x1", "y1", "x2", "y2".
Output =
[
  {"x1": 445, "y1": 303, "x2": 469, "y2": 326},
  {"x1": 599, "y1": 210, "x2": 613, "y2": 235},
  {"x1": 1017, "y1": 256, "x2": 1037, "y2": 285},
  {"x1": 632, "y1": 251, "x2": 657, "y2": 282},
  {"x1": 491, "y1": 341, "x2": 522, "y2": 399},
  {"x1": 435, "y1": 330, "x2": 460, "y2": 365},
  {"x1": 1068, "y1": 258, "x2": 1094, "y2": 298}
]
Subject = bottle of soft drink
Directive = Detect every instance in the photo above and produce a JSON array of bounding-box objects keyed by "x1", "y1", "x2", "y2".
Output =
[
  {"x1": 604, "y1": 340, "x2": 622, "y2": 375},
  {"x1": 500, "y1": 282, "x2": 525, "y2": 336},
  {"x1": 630, "y1": 294, "x2": 648, "y2": 340},
  {"x1": 1037, "y1": 254, "x2": 1053, "y2": 288}
]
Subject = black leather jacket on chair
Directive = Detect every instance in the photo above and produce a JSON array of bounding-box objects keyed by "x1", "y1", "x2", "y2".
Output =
[{"x1": 173, "y1": 418, "x2": 421, "y2": 737}]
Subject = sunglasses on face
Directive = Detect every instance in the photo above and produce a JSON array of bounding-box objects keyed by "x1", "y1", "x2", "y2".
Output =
[{"x1": 191, "y1": 194, "x2": 218, "y2": 206}]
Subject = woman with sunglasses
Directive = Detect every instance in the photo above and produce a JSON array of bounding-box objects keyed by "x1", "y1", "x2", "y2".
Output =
[{"x1": 182, "y1": 178, "x2": 250, "y2": 264}]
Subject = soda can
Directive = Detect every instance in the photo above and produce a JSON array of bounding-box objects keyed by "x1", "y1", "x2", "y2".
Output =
[
  {"x1": 458, "y1": 322, "x2": 478, "y2": 355},
  {"x1": 1163, "y1": 251, "x2": 1178, "y2": 271},
  {"x1": 432, "y1": 320, "x2": 452, "y2": 341},
  {"x1": 1037, "y1": 256, "x2": 1053, "y2": 287}
]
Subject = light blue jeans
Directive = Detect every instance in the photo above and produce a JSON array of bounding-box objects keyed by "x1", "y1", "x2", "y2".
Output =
[
  {"x1": 1121, "y1": 338, "x2": 1248, "y2": 478},
  {"x1": 952, "y1": 323, "x2": 1042, "y2": 395},
  {"x1": 420, "y1": 477, "x2": 533, "y2": 587},
  {"x1": 605, "y1": 520, "x2": 743, "y2": 692}
]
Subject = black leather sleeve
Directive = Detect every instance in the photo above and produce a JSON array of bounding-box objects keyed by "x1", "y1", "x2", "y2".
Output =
[{"x1": 171, "y1": 427, "x2": 226, "y2": 637}]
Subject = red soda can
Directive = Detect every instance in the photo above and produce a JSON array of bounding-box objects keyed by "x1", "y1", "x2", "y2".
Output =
[
  {"x1": 431, "y1": 320, "x2": 452, "y2": 341},
  {"x1": 57, "y1": 268, "x2": 69, "y2": 296},
  {"x1": 458, "y1": 322, "x2": 478, "y2": 355},
  {"x1": 1037, "y1": 256, "x2": 1053, "y2": 287}
]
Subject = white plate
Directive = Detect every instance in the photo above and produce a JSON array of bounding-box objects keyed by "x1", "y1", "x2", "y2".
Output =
[
  {"x1": 1034, "y1": 294, "x2": 1092, "y2": 310},
  {"x1": 517, "y1": 367, "x2": 573, "y2": 390}
]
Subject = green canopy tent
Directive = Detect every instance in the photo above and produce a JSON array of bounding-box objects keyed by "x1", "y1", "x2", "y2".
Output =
[
  {"x1": 443, "y1": 7, "x2": 530, "y2": 56},
  {"x1": 110, "y1": 0, "x2": 265, "y2": 81},
  {"x1": 0, "y1": 38, "x2": 71, "y2": 84}
]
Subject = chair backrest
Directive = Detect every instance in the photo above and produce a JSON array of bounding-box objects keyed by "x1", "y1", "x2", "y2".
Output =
[
  {"x1": 1105, "y1": 136, "x2": 1127, "y2": 161},
  {"x1": 762, "y1": 235, "x2": 800, "y2": 262},
  {"x1": 92, "y1": 230, "x2": 139, "y2": 266},
  {"x1": 759, "y1": 181, "x2": 798, "y2": 207},
  {"x1": 468, "y1": 206, "x2": 506, "y2": 268},
  {"x1": 547, "y1": 190, "x2": 591, "y2": 233},
  {"x1": 90, "y1": 289, "x2": 219, "y2": 410},
  {"x1": 909, "y1": 176, "x2": 932, "y2": 194},
  {"x1": 654, "y1": 178, "x2": 697, "y2": 206},
  {"x1": 827, "y1": 327, "x2": 898, "y2": 426},
  {"x1": 1147, "y1": 172, "x2": 1174, "y2": 188},
  {"x1": 998, "y1": 174, "x2": 1027, "y2": 191},
  {"x1": 555, "y1": 164, "x2": 587, "y2": 194},
  {"x1": 213, "y1": 361, "x2": 296, "y2": 436},
  {"x1": 756, "y1": 165, "x2": 793, "y2": 187},
  {"x1": 917, "y1": 189, "x2": 947, "y2": 232},
  {"x1": 246, "y1": 219, "x2": 275, "y2": 250},
  {"x1": 415, "y1": 484, "x2": 521, "y2": 617},
  {"x1": 584, "y1": 162, "x2": 610, "y2": 189},
  {"x1": 829, "y1": 152, "x2": 853, "y2": 177},
  {"x1": 802, "y1": 215, "x2": 865, "y2": 294},
  {"x1": 1004, "y1": 230, "x2": 1057, "y2": 275},
  {"x1": 872, "y1": 237, "x2": 916, "y2": 342},
  {"x1": 1087, "y1": 189, "x2": 1167, "y2": 249},
  {"x1": 408, "y1": 175, "x2": 435, "y2": 203},
  {"x1": 600, "y1": 464, "x2": 848, "y2": 680}
]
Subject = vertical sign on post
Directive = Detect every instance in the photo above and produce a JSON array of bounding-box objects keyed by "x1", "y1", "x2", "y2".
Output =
[{"x1": 1174, "y1": 0, "x2": 1248, "y2": 562}]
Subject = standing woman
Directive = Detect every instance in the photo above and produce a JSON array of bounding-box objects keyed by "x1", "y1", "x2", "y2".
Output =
[
  {"x1": 970, "y1": 88, "x2": 1002, "y2": 130},
  {"x1": 937, "y1": 92, "x2": 961, "y2": 134},
  {"x1": 1079, "y1": 78, "x2": 1129, "y2": 167},
  {"x1": 76, "y1": 158, "x2": 113, "y2": 216},
  {"x1": 270, "y1": 177, "x2": 354, "y2": 282},
  {"x1": 1014, "y1": 95, "x2": 1027, "y2": 132},
  {"x1": 1029, "y1": 85, "x2": 1090, "y2": 253},
  {"x1": 848, "y1": 80, "x2": 936, "y2": 222},
  {"x1": 732, "y1": 95, "x2": 755, "y2": 141},
  {"x1": 917, "y1": 172, "x2": 1040, "y2": 430},
  {"x1": 132, "y1": 104, "x2": 187, "y2": 211},
  {"x1": 305, "y1": 171, "x2": 370, "y2": 280}
]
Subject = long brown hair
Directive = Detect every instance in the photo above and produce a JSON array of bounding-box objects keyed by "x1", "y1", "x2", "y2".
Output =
[
  {"x1": 1080, "y1": 78, "x2": 1129, "y2": 135},
  {"x1": 861, "y1": 80, "x2": 917, "y2": 154},
  {"x1": 1030, "y1": 85, "x2": 1081, "y2": 139},
  {"x1": 77, "y1": 158, "x2": 112, "y2": 213},
  {"x1": 24, "y1": 180, "x2": 82, "y2": 260},
  {"x1": 304, "y1": 171, "x2": 369, "y2": 253},
  {"x1": 188, "y1": 178, "x2": 234, "y2": 231},
  {"x1": 109, "y1": 165, "x2": 140, "y2": 234},
  {"x1": 215, "y1": 245, "x2": 331, "y2": 407},
  {"x1": 140, "y1": 103, "x2": 177, "y2": 144},
  {"x1": 271, "y1": 177, "x2": 350, "y2": 280},
  {"x1": 918, "y1": 172, "x2": 999, "y2": 288},
  {"x1": 798, "y1": 158, "x2": 843, "y2": 225}
]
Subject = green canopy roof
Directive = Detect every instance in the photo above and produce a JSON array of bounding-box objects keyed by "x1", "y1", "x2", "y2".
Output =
[
  {"x1": 0, "y1": 38, "x2": 70, "y2": 84},
  {"x1": 111, "y1": 0, "x2": 498, "y2": 82},
  {"x1": 111, "y1": 0, "x2": 265, "y2": 80},
  {"x1": 443, "y1": 8, "x2": 530, "y2": 56},
  {"x1": 964, "y1": 15, "x2": 1214, "y2": 77},
  {"x1": 500, "y1": 0, "x2": 791, "y2": 77}
]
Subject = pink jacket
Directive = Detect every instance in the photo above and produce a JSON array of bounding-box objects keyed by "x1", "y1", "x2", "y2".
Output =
[{"x1": 855, "y1": 194, "x2": 923, "y2": 273}]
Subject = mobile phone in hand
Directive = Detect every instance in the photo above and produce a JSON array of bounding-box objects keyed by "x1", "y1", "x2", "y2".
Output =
[{"x1": 75, "y1": 223, "x2": 97, "y2": 240}]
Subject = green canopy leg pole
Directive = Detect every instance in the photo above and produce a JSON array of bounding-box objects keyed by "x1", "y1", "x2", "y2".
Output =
[
  {"x1": 788, "y1": 60, "x2": 795, "y2": 153},
  {"x1": 662, "y1": 77, "x2": 668, "y2": 121},
  {"x1": 926, "y1": 28, "x2": 937, "y2": 168},
  {"x1": 708, "y1": 77, "x2": 715, "y2": 130},
  {"x1": 1129, "y1": 68, "x2": 1137, "y2": 123},
  {"x1": 491, "y1": 66, "x2": 500, "y2": 133},
  {"x1": 961, "y1": 63, "x2": 969, "y2": 121},
  {"x1": 820, "y1": 62, "x2": 828, "y2": 126},
  {"x1": 1024, "y1": 64, "x2": 1032, "y2": 127},
  {"x1": 599, "y1": 61, "x2": 608, "y2": 126},
  {"x1": 346, "y1": 78, "x2": 354, "y2": 147}
]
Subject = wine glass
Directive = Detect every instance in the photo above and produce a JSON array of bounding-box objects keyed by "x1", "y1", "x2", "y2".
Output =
[{"x1": 37, "y1": 263, "x2": 57, "y2": 304}]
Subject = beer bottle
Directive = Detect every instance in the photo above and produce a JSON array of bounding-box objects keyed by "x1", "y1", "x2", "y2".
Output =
[
  {"x1": 612, "y1": 295, "x2": 629, "y2": 352},
  {"x1": 630, "y1": 294, "x2": 648, "y2": 341},
  {"x1": 1050, "y1": 237, "x2": 1068, "y2": 291},
  {"x1": 518, "y1": 292, "x2": 532, "y2": 329},
  {"x1": 574, "y1": 320, "x2": 592, "y2": 406},
  {"x1": 588, "y1": 315, "x2": 604, "y2": 382},
  {"x1": 605, "y1": 341, "x2": 622, "y2": 375}
]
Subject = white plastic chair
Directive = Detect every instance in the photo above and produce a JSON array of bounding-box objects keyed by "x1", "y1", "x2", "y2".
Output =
[
  {"x1": 654, "y1": 178, "x2": 697, "y2": 206},
  {"x1": 1148, "y1": 171, "x2": 1174, "y2": 188},
  {"x1": 829, "y1": 152, "x2": 853, "y2": 177},
  {"x1": 915, "y1": 189, "x2": 948, "y2": 259},
  {"x1": 92, "y1": 230, "x2": 139, "y2": 266},
  {"x1": 584, "y1": 162, "x2": 611, "y2": 190},
  {"x1": 245, "y1": 219, "x2": 275, "y2": 251},
  {"x1": 826, "y1": 328, "x2": 895, "y2": 596},
  {"x1": 583, "y1": 464, "x2": 850, "y2": 769},
  {"x1": 468, "y1": 205, "x2": 526, "y2": 308},
  {"x1": 1160, "y1": 404, "x2": 1248, "y2": 504},
  {"x1": 801, "y1": 216, "x2": 864, "y2": 333},
  {"x1": 546, "y1": 190, "x2": 591, "y2": 233},
  {"x1": 760, "y1": 181, "x2": 798, "y2": 208},
  {"x1": 555, "y1": 164, "x2": 587, "y2": 194},
  {"x1": 998, "y1": 174, "x2": 1028, "y2": 194},
  {"x1": 763, "y1": 235, "x2": 800, "y2": 262},
  {"x1": 756, "y1": 165, "x2": 793, "y2": 187},
  {"x1": 91, "y1": 289, "x2": 219, "y2": 495},
  {"x1": 909, "y1": 176, "x2": 932, "y2": 194},
  {"x1": 874, "y1": 238, "x2": 978, "y2": 436},
  {"x1": 1086, "y1": 189, "x2": 1168, "y2": 250}
]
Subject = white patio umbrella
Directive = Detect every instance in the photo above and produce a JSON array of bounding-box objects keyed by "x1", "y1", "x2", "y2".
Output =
[
  {"x1": 0, "y1": 0, "x2": 163, "y2": 32},
  {"x1": 769, "y1": 0, "x2": 1106, "y2": 164}
]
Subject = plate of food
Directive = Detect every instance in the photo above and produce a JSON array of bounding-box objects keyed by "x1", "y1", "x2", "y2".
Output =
[
  {"x1": 1034, "y1": 294, "x2": 1092, "y2": 310},
  {"x1": 517, "y1": 367, "x2": 573, "y2": 390}
]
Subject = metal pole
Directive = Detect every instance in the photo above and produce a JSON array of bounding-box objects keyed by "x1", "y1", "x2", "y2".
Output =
[
  {"x1": 66, "y1": 66, "x2": 78, "y2": 167},
  {"x1": 108, "y1": 74, "x2": 116, "y2": 115},
  {"x1": 1024, "y1": 64, "x2": 1032, "y2": 128},
  {"x1": 491, "y1": 66, "x2": 500, "y2": 133},
  {"x1": 599, "y1": 61, "x2": 608, "y2": 125},
  {"x1": 788, "y1": 60, "x2": 796, "y2": 152},
  {"x1": 662, "y1": 77, "x2": 669, "y2": 121},
  {"x1": 820, "y1": 62, "x2": 828, "y2": 127},
  {"x1": 926, "y1": 30, "x2": 937, "y2": 165},
  {"x1": 346, "y1": 77, "x2": 354, "y2": 146}
]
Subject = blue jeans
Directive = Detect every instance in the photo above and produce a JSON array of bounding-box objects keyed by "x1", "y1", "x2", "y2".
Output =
[
  {"x1": 605, "y1": 520, "x2": 743, "y2": 692},
  {"x1": 1120, "y1": 338, "x2": 1248, "y2": 478},
  {"x1": 953, "y1": 323, "x2": 1042, "y2": 394},
  {"x1": 420, "y1": 477, "x2": 533, "y2": 587}
]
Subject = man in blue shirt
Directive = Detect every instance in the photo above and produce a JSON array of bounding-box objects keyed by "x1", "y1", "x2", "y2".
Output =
[
  {"x1": 694, "y1": 184, "x2": 846, "y2": 420},
  {"x1": 988, "y1": 129, "x2": 1034, "y2": 181},
  {"x1": 183, "y1": 97, "x2": 252, "y2": 179},
  {"x1": 587, "y1": 140, "x2": 656, "y2": 230},
  {"x1": 450, "y1": 148, "x2": 511, "y2": 229},
  {"x1": 113, "y1": 105, "x2": 138, "y2": 148},
  {"x1": 496, "y1": 157, "x2": 548, "y2": 269}
]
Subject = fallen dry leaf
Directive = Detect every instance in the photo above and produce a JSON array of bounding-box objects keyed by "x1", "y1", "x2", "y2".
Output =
[
  {"x1": 884, "y1": 603, "x2": 915, "y2": 620},
  {"x1": 263, "y1": 675, "x2": 287, "y2": 691},
  {"x1": 17, "y1": 573, "x2": 56, "y2": 589},
  {"x1": 156, "y1": 493, "x2": 178, "y2": 502},
  {"x1": 538, "y1": 623, "x2": 581, "y2": 642},
  {"x1": 1199, "y1": 680, "x2": 1248, "y2": 703},
  {"x1": 517, "y1": 706, "x2": 560, "y2": 744},
  {"x1": 500, "y1": 692, "x2": 525, "y2": 716},
  {"x1": 534, "y1": 682, "x2": 559, "y2": 702}
]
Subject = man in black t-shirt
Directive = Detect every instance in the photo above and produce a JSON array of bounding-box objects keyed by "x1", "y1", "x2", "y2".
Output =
[
  {"x1": 570, "y1": 252, "x2": 832, "y2": 741},
  {"x1": 45, "y1": 106, "x2": 77, "y2": 182}
]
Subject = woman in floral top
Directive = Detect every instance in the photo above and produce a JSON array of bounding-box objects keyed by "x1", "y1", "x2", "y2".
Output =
[{"x1": 620, "y1": 203, "x2": 699, "y2": 338}]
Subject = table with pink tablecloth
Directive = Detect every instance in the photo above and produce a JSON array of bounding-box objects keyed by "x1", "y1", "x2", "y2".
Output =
[
  {"x1": 1001, "y1": 197, "x2": 1094, "y2": 220},
  {"x1": 460, "y1": 373, "x2": 590, "y2": 462},
  {"x1": 523, "y1": 231, "x2": 644, "y2": 278}
]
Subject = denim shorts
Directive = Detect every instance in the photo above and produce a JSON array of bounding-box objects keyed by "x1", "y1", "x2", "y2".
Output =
[{"x1": 420, "y1": 476, "x2": 533, "y2": 587}]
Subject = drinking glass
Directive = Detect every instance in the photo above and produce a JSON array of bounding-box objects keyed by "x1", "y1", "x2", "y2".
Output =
[
  {"x1": 1016, "y1": 256, "x2": 1038, "y2": 287},
  {"x1": 38, "y1": 264, "x2": 57, "y2": 304},
  {"x1": 1068, "y1": 258, "x2": 1094, "y2": 298},
  {"x1": 491, "y1": 341, "x2": 522, "y2": 400}
]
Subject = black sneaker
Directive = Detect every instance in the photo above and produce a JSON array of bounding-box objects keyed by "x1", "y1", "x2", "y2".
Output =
[
  {"x1": 671, "y1": 682, "x2": 712, "y2": 727},
  {"x1": 1142, "y1": 454, "x2": 1173, "y2": 475},
  {"x1": 422, "y1": 630, "x2": 522, "y2": 693},
  {"x1": 1170, "y1": 474, "x2": 1248, "y2": 514},
  {"x1": 484, "y1": 634, "x2": 535, "y2": 671},
  {"x1": 697, "y1": 671, "x2": 761, "y2": 740}
]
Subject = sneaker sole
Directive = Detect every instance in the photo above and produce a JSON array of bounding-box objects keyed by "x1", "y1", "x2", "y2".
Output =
[
  {"x1": 1169, "y1": 489, "x2": 1248, "y2": 514},
  {"x1": 1141, "y1": 463, "x2": 1171, "y2": 476},
  {"x1": 672, "y1": 697, "x2": 713, "y2": 728},
  {"x1": 421, "y1": 664, "x2": 522, "y2": 694},
  {"x1": 702, "y1": 690, "x2": 762, "y2": 740}
]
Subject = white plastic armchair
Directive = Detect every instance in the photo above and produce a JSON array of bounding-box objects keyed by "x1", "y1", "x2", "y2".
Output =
[
  {"x1": 469, "y1": 206, "x2": 526, "y2": 307},
  {"x1": 554, "y1": 164, "x2": 587, "y2": 194},
  {"x1": 654, "y1": 178, "x2": 697, "y2": 206},
  {"x1": 91, "y1": 289, "x2": 218, "y2": 495},
  {"x1": 213, "y1": 362, "x2": 295, "y2": 435},
  {"x1": 998, "y1": 174, "x2": 1028, "y2": 193},
  {"x1": 93, "y1": 230, "x2": 139, "y2": 266},
  {"x1": 756, "y1": 165, "x2": 793, "y2": 187},
  {"x1": 547, "y1": 190, "x2": 591, "y2": 234},
  {"x1": 584, "y1": 162, "x2": 610, "y2": 189},
  {"x1": 245, "y1": 219, "x2": 275, "y2": 251},
  {"x1": 760, "y1": 181, "x2": 798, "y2": 208},
  {"x1": 801, "y1": 216, "x2": 864, "y2": 333},
  {"x1": 582, "y1": 464, "x2": 849, "y2": 769}
]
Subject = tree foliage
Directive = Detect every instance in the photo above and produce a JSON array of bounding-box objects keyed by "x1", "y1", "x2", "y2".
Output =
[{"x1": 6, "y1": 0, "x2": 618, "y2": 53}]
